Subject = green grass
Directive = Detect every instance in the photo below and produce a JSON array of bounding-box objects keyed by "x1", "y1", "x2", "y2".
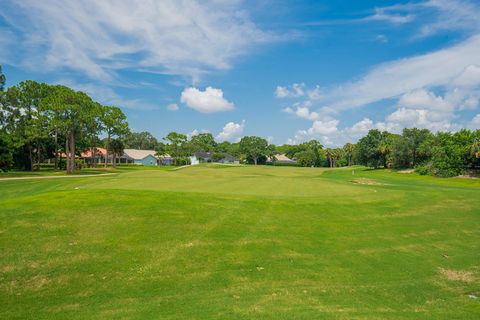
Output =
[
  {"x1": 1, "y1": 165, "x2": 479, "y2": 319},
  {"x1": 0, "y1": 165, "x2": 175, "y2": 178}
]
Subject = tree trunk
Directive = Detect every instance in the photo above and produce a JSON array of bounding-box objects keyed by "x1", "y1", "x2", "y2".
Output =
[
  {"x1": 412, "y1": 149, "x2": 416, "y2": 168},
  {"x1": 104, "y1": 147, "x2": 108, "y2": 168},
  {"x1": 35, "y1": 140, "x2": 41, "y2": 171},
  {"x1": 71, "y1": 132, "x2": 75, "y2": 172},
  {"x1": 91, "y1": 147, "x2": 95, "y2": 168},
  {"x1": 27, "y1": 143, "x2": 33, "y2": 171},
  {"x1": 105, "y1": 133, "x2": 110, "y2": 168},
  {"x1": 113, "y1": 154, "x2": 117, "y2": 168},
  {"x1": 65, "y1": 137, "x2": 70, "y2": 173},
  {"x1": 254, "y1": 157, "x2": 257, "y2": 165},
  {"x1": 54, "y1": 129, "x2": 58, "y2": 170},
  {"x1": 66, "y1": 131, "x2": 75, "y2": 174}
]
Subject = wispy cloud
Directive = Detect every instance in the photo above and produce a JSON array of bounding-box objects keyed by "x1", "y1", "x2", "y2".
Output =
[
  {"x1": 304, "y1": 0, "x2": 480, "y2": 38},
  {"x1": 304, "y1": 4, "x2": 415, "y2": 27},
  {"x1": 320, "y1": 35, "x2": 480, "y2": 111},
  {"x1": 0, "y1": 0, "x2": 283, "y2": 82},
  {"x1": 275, "y1": 83, "x2": 321, "y2": 99},
  {"x1": 366, "y1": 7, "x2": 415, "y2": 24}
]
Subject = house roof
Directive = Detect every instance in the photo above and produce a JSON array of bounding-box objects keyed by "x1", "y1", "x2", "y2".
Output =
[
  {"x1": 122, "y1": 149, "x2": 172, "y2": 160},
  {"x1": 123, "y1": 149, "x2": 156, "y2": 160},
  {"x1": 194, "y1": 152, "x2": 237, "y2": 161},
  {"x1": 272, "y1": 154, "x2": 296, "y2": 162},
  {"x1": 194, "y1": 152, "x2": 212, "y2": 159},
  {"x1": 81, "y1": 147, "x2": 107, "y2": 157}
]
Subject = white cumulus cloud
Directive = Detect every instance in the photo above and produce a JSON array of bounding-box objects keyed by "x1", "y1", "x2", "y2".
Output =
[
  {"x1": 216, "y1": 120, "x2": 245, "y2": 142},
  {"x1": 181, "y1": 87, "x2": 234, "y2": 113},
  {"x1": 283, "y1": 101, "x2": 321, "y2": 121}
]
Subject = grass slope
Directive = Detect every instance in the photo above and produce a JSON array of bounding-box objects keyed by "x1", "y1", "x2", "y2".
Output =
[{"x1": 0, "y1": 165, "x2": 479, "y2": 319}]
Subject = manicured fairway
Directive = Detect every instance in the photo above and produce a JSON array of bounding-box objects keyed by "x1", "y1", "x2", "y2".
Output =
[{"x1": 0, "y1": 165, "x2": 479, "y2": 319}]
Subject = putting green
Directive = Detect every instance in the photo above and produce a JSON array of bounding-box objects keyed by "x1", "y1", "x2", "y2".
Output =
[{"x1": 1, "y1": 165, "x2": 479, "y2": 319}]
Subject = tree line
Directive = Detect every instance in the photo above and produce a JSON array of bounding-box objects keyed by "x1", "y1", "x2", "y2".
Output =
[
  {"x1": 124, "y1": 127, "x2": 479, "y2": 177},
  {"x1": 1, "y1": 66, "x2": 479, "y2": 177}
]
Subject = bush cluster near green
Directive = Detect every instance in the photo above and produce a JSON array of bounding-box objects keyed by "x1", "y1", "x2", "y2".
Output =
[{"x1": 1, "y1": 165, "x2": 479, "y2": 319}]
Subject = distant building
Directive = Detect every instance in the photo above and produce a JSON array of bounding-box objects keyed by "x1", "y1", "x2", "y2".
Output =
[
  {"x1": 190, "y1": 152, "x2": 238, "y2": 164},
  {"x1": 121, "y1": 149, "x2": 174, "y2": 166},
  {"x1": 189, "y1": 156, "x2": 200, "y2": 165},
  {"x1": 268, "y1": 153, "x2": 296, "y2": 164},
  {"x1": 81, "y1": 147, "x2": 108, "y2": 165}
]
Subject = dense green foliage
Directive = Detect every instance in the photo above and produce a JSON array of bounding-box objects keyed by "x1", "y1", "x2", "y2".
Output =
[
  {"x1": 391, "y1": 128, "x2": 432, "y2": 168},
  {"x1": 355, "y1": 129, "x2": 390, "y2": 168},
  {"x1": 189, "y1": 133, "x2": 217, "y2": 152},
  {"x1": 1, "y1": 165, "x2": 479, "y2": 319},
  {"x1": 0, "y1": 131, "x2": 13, "y2": 170},
  {"x1": 277, "y1": 140, "x2": 326, "y2": 167},
  {"x1": 353, "y1": 128, "x2": 480, "y2": 177},
  {"x1": 124, "y1": 131, "x2": 158, "y2": 150},
  {"x1": 239, "y1": 136, "x2": 273, "y2": 165},
  {"x1": 0, "y1": 68, "x2": 129, "y2": 173}
]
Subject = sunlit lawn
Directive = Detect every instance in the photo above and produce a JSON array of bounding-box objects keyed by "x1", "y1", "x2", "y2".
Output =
[{"x1": 1, "y1": 165, "x2": 479, "y2": 319}]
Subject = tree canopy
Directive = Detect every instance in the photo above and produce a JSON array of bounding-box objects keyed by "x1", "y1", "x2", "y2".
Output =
[{"x1": 239, "y1": 136, "x2": 270, "y2": 165}]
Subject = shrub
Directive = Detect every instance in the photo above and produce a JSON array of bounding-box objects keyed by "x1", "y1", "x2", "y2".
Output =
[
  {"x1": 75, "y1": 159, "x2": 87, "y2": 170},
  {"x1": 415, "y1": 164, "x2": 430, "y2": 175},
  {"x1": 211, "y1": 153, "x2": 225, "y2": 162}
]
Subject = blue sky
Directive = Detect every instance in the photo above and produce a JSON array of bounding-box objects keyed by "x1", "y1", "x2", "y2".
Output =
[{"x1": 1, "y1": 0, "x2": 479, "y2": 145}]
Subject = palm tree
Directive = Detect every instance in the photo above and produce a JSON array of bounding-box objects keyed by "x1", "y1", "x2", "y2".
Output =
[
  {"x1": 331, "y1": 148, "x2": 343, "y2": 167},
  {"x1": 343, "y1": 143, "x2": 355, "y2": 166},
  {"x1": 378, "y1": 143, "x2": 391, "y2": 168},
  {"x1": 325, "y1": 148, "x2": 334, "y2": 168},
  {"x1": 471, "y1": 139, "x2": 480, "y2": 159}
]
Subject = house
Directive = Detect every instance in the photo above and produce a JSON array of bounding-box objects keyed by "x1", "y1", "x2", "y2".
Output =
[
  {"x1": 121, "y1": 149, "x2": 174, "y2": 166},
  {"x1": 81, "y1": 147, "x2": 108, "y2": 165},
  {"x1": 190, "y1": 152, "x2": 238, "y2": 164},
  {"x1": 268, "y1": 153, "x2": 296, "y2": 164},
  {"x1": 189, "y1": 156, "x2": 200, "y2": 165}
]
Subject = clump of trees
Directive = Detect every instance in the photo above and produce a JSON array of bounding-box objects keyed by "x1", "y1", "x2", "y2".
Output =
[
  {"x1": 355, "y1": 128, "x2": 480, "y2": 177},
  {"x1": 0, "y1": 66, "x2": 130, "y2": 173}
]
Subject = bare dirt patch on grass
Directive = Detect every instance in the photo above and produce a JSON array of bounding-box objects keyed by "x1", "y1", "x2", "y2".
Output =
[
  {"x1": 398, "y1": 169, "x2": 415, "y2": 174},
  {"x1": 438, "y1": 267, "x2": 475, "y2": 282},
  {"x1": 351, "y1": 178, "x2": 383, "y2": 185},
  {"x1": 455, "y1": 175, "x2": 479, "y2": 179}
]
